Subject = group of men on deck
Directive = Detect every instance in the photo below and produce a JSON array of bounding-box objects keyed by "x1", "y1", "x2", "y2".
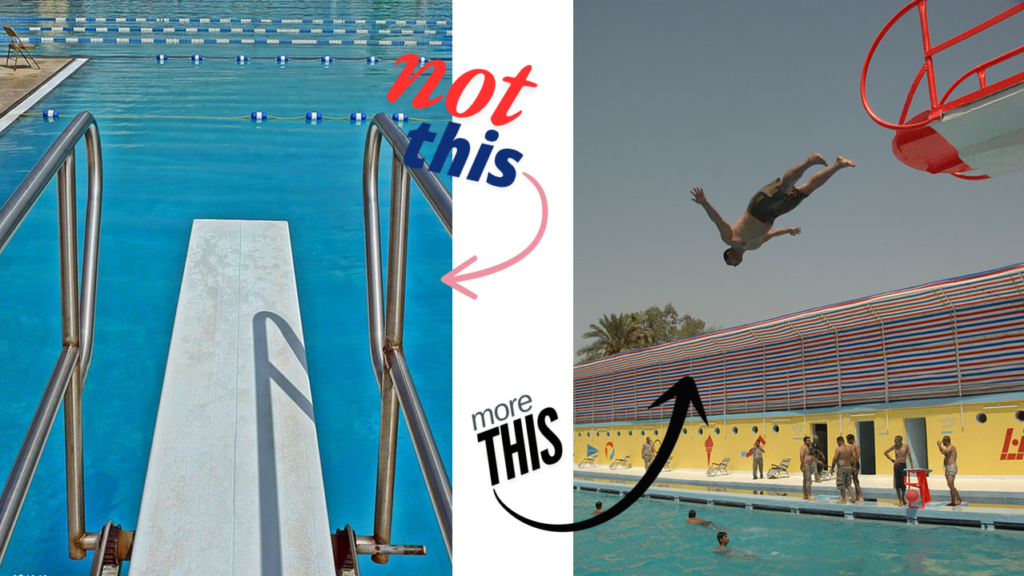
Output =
[{"x1": 789, "y1": 433, "x2": 961, "y2": 506}]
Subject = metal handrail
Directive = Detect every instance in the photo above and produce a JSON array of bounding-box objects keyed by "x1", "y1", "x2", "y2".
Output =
[
  {"x1": 0, "y1": 112, "x2": 104, "y2": 563},
  {"x1": 861, "y1": 0, "x2": 1024, "y2": 131},
  {"x1": 361, "y1": 112, "x2": 452, "y2": 561}
]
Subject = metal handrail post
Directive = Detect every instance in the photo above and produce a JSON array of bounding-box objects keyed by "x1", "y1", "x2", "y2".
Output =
[
  {"x1": 371, "y1": 151, "x2": 412, "y2": 565},
  {"x1": 57, "y1": 151, "x2": 86, "y2": 560}
]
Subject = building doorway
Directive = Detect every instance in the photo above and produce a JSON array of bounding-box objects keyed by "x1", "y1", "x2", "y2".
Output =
[
  {"x1": 812, "y1": 422, "x2": 828, "y2": 468},
  {"x1": 855, "y1": 420, "x2": 876, "y2": 475},
  {"x1": 904, "y1": 417, "x2": 929, "y2": 470}
]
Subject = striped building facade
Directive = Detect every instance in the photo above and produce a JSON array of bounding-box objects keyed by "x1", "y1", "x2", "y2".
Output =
[{"x1": 573, "y1": 263, "x2": 1024, "y2": 477}]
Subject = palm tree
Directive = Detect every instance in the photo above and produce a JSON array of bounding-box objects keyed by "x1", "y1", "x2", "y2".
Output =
[{"x1": 576, "y1": 313, "x2": 647, "y2": 361}]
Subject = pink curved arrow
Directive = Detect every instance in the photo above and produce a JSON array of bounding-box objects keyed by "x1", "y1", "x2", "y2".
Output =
[{"x1": 442, "y1": 171, "x2": 548, "y2": 299}]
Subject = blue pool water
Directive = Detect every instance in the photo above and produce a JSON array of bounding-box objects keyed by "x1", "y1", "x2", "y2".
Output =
[
  {"x1": 0, "y1": 1, "x2": 452, "y2": 574},
  {"x1": 573, "y1": 490, "x2": 1024, "y2": 575}
]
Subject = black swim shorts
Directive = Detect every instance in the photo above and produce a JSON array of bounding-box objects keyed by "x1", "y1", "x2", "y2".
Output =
[
  {"x1": 746, "y1": 178, "x2": 806, "y2": 225},
  {"x1": 894, "y1": 462, "x2": 907, "y2": 490}
]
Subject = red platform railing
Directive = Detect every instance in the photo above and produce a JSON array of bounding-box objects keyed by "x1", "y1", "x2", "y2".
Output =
[{"x1": 861, "y1": 1, "x2": 1024, "y2": 179}]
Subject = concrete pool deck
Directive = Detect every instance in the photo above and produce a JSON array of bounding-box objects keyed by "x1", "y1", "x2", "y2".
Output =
[
  {"x1": 575, "y1": 466, "x2": 1024, "y2": 529},
  {"x1": 0, "y1": 57, "x2": 85, "y2": 135}
]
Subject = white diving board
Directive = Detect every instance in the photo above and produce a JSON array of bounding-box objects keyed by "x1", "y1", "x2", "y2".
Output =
[
  {"x1": 935, "y1": 81, "x2": 1024, "y2": 177},
  {"x1": 131, "y1": 220, "x2": 334, "y2": 576}
]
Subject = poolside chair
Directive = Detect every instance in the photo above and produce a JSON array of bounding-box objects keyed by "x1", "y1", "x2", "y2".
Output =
[
  {"x1": 706, "y1": 457, "x2": 730, "y2": 476},
  {"x1": 578, "y1": 454, "x2": 597, "y2": 468},
  {"x1": 5, "y1": 26, "x2": 39, "y2": 70},
  {"x1": 766, "y1": 457, "x2": 791, "y2": 479},
  {"x1": 817, "y1": 465, "x2": 834, "y2": 481},
  {"x1": 609, "y1": 454, "x2": 631, "y2": 469}
]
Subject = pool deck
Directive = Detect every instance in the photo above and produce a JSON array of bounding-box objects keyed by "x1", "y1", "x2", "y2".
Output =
[
  {"x1": 0, "y1": 57, "x2": 85, "y2": 135},
  {"x1": 575, "y1": 466, "x2": 1024, "y2": 530}
]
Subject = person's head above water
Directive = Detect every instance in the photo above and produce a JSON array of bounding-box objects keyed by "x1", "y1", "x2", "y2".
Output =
[
  {"x1": 595, "y1": 501, "x2": 602, "y2": 510},
  {"x1": 723, "y1": 248, "x2": 744, "y2": 267},
  {"x1": 688, "y1": 510, "x2": 697, "y2": 518},
  {"x1": 717, "y1": 531, "x2": 729, "y2": 546}
]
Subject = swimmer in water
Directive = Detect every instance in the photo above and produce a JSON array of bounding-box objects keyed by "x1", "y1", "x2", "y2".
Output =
[
  {"x1": 713, "y1": 531, "x2": 758, "y2": 559},
  {"x1": 686, "y1": 510, "x2": 721, "y2": 530}
]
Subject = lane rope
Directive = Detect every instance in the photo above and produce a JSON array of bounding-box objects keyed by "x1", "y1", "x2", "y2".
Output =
[
  {"x1": 24, "y1": 112, "x2": 450, "y2": 123},
  {"x1": 13, "y1": 26, "x2": 452, "y2": 35},
  {"x1": 0, "y1": 17, "x2": 451, "y2": 25},
  {"x1": 8, "y1": 36, "x2": 452, "y2": 46}
]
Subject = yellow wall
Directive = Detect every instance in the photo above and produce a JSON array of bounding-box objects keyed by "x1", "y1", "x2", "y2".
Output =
[{"x1": 573, "y1": 399, "x2": 1024, "y2": 476}]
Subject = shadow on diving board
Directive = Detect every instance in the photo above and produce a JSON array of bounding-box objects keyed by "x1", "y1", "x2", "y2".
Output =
[{"x1": 130, "y1": 219, "x2": 334, "y2": 576}]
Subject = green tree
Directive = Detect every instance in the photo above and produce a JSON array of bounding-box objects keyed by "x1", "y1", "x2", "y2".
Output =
[
  {"x1": 577, "y1": 304, "x2": 715, "y2": 361},
  {"x1": 636, "y1": 303, "x2": 714, "y2": 345},
  {"x1": 576, "y1": 313, "x2": 647, "y2": 362}
]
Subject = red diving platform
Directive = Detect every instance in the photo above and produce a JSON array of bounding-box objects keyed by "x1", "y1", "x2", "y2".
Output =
[{"x1": 861, "y1": 1, "x2": 1024, "y2": 180}]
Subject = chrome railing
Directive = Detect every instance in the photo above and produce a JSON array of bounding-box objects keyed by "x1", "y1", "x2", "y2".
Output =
[
  {"x1": 361, "y1": 112, "x2": 452, "y2": 562},
  {"x1": 0, "y1": 112, "x2": 104, "y2": 564}
]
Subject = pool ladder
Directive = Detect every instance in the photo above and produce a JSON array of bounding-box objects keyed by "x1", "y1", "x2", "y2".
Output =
[
  {"x1": 356, "y1": 113, "x2": 453, "y2": 567},
  {"x1": 0, "y1": 112, "x2": 120, "y2": 573},
  {"x1": 0, "y1": 111, "x2": 452, "y2": 574}
]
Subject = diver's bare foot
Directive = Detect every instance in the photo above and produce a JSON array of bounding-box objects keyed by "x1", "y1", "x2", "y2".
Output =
[
  {"x1": 808, "y1": 152, "x2": 827, "y2": 166},
  {"x1": 838, "y1": 499, "x2": 846, "y2": 504},
  {"x1": 807, "y1": 496, "x2": 817, "y2": 501},
  {"x1": 857, "y1": 498, "x2": 865, "y2": 503},
  {"x1": 836, "y1": 156, "x2": 857, "y2": 168}
]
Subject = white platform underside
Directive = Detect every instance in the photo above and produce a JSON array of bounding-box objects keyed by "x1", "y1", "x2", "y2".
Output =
[
  {"x1": 936, "y1": 81, "x2": 1024, "y2": 177},
  {"x1": 130, "y1": 220, "x2": 334, "y2": 576}
]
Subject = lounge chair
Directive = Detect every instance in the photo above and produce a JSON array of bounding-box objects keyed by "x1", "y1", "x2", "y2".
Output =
[
  {"x1": 817, "y1": 465, "x2": 834, "y2": 481},
  {"x1": 5, "y1": 26, "x2": 39, "y2": 70},
  {"x1": 578, "y1": 454, "x2": 597, "y2": 468},
  {"x1": 766, "y1": 457, "x2": 791, "y2": 479},
  {"x1": 609, "y1": 454, "x2": 631, "y2": 469},
  {"x1": 706, "y1": 457, "x2": 730, "y2": 476}
]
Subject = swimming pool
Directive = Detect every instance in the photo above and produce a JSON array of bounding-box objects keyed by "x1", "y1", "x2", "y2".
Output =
[
  {"x1": 0, "y1": 1, "x2": 452, "y2": 574},
  {"x1": 573, "y1": 489, "x2": 1024, "y2": 575}
]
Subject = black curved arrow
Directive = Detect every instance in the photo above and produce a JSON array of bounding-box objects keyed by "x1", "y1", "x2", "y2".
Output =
[
  {"x1": 493, "y1": 375, "x2": 704, "y2": 532},
  {"x1": 573, "y1": 377, "x2": 708, "y2": 528}
]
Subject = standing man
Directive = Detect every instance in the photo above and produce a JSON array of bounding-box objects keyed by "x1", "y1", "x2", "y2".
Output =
[
  {"x1": 749, "y1": 438, "x2": 765, "y2": 480},
  {"x1": 846, "y1": 434, "x2": 865, "y2": 503},
  {"x1": 830, "y1": 436, "x2": 856, "y2": 504},
  {"x1": 799, "y1": 436, "x2": 816, "y2": 500},
  {"x1": 937, "y1": 436, "x2": 962, "y2": 506},
  {"x1": 690, "y1": 153, "x2": 856, "y2": 266},
  {"x1": 642, "y1": 437, "x2": 655, "y2": 470},
  {"x1": 883, "y1": 435, "x2": 914, "y2": 507}
]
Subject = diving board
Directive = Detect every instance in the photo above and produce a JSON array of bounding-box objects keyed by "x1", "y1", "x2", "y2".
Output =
[
  {"x1": 931, "y1": 81, "x2": 1024, "y2": 178},
  {"x1": 130, "y1": 220, "x2": 334, "y2": 576}
]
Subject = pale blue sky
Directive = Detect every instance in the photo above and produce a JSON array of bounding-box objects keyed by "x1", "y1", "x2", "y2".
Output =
[{"x1": 574, "y1": 0, "x2": 1024, "y2": 361}]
